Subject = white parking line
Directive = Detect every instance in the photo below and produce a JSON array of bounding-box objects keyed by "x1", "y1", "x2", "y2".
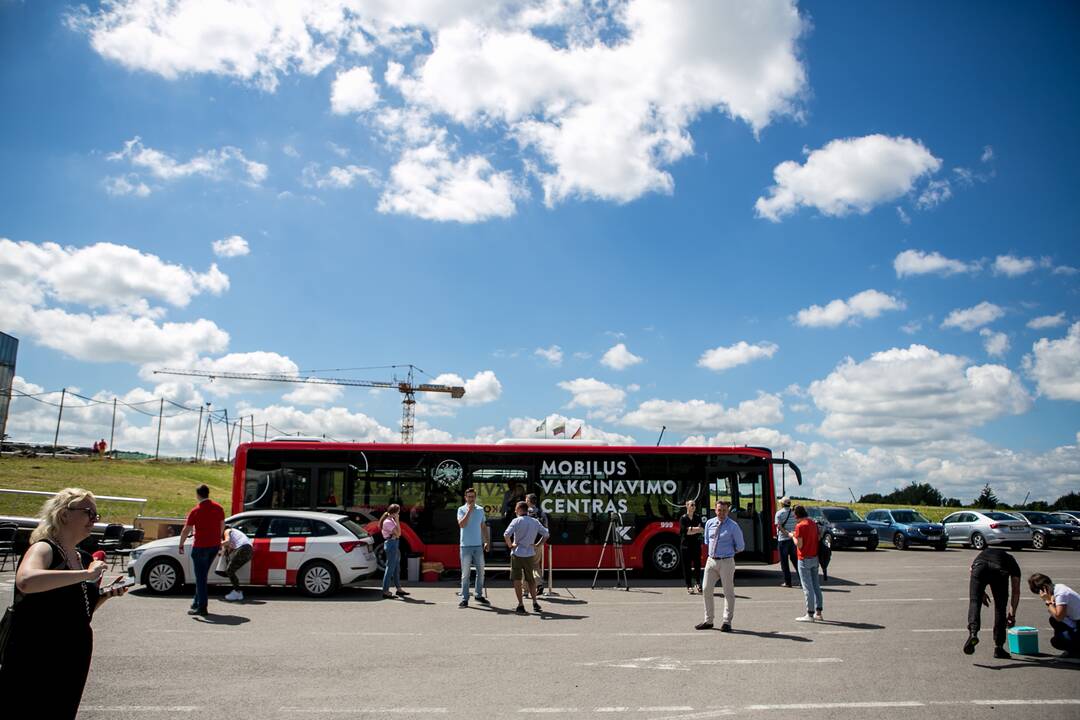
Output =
[
  {"x1": 857, "y1": 598, "x2": 935, "y2": 602},
  {"x1": 519, "y1": 708, "x2": 579, "y2": 713},
  {"x1": 694, "y1": 658, "x2": 843, "y2": 665},
  {"x1": 279, "y1": 708, "x2": 448, "y2": 714},
  {"x1": 744, "y1": 701, "x2": 924, "y2": 710},
  {"x1": 80, "y1": 707, "x2": 201, "y2": 713}
]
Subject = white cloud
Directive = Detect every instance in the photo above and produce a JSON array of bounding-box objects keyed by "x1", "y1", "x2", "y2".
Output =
[
  {"x1": 1023, "y1": 322, "x2": 1080, "y2": 401},
  {"x1": 0, "y1": 238, "x2": 227, "y2": 314},
  {"x1": 108, "y1": 136, "x2": 267, "y2": 187},
  {"x1": 755, "y1": 135, "x2": 941, "y2": 221},
  {"x1": 894, "y1": 249, "x2": 978, "y2": 277},
  {"x1": 993, "y1": 254, "x2": 1037, "y2": 277},
  {"x1": 281, "y1": 383, "x2": 344, "y2": 406},
  {"x1": 697, "y1": 341, "x2": 778, "y2": 372},
  {"x1": 377, "y1": 138, "x2": 520, "y2": 223},
  {"x1": 330, "y1": 66, "x2": 379, "y2": 114},
  {"x1": 979, "y1": 329, "x2": 1009, "y2": 357},
  {"x1": 77, "y1": 1, "x2": 808, "y2": 213},
  {"x1": 212, "y1": 235, "x2": 250, "y2": 258},
  {"x1": 600, "y1": 343, "x2": 643, "y2": 371},
  {"x1": 915, "y1": 178, "x2": 952, "y2": 209},
  {"x1": 302, "y1": 163, "x2": 379, "y2": 190},
  {"x1": 941, "y1": 301, "x2": 1004, "y2": 331},
  {"x1": 981, "y1": 145, "x2": 994, "y2": 163},
  {"x1": 795, "y1": 289, "x2": 905, "y2": 328},
  {"x1": 1052, "y1": 265, "x2": 1078, "y2": 276},
  {"x1": 430, "y1": 370, "x2": 503, "y2": 406},
  {"x1": 534, "y1": 345, "x2": 563, "y2": 366},
  {"x1": 557, "y1": 378, "x2": 626, "y2": 412},
  {"x1": 809, "y1": 344, "x2": 1032, "y2": 445},
  {"x1": 900, "y1": 321, "x2": 922, "y2": 335},
  {"x1": 622, "y1": 393, "x2": 783, "y2": 434},
  {"x1": 506, "y1": 415, "x2": 635, "y2": 445},
  {"x1": 104, "y1": 174, "x2": 151, "y2": 197},
  {"x1": 896, "y1": 206, "x2": 910, "y2": 224},
  {"x1": 1028, "y1": 312, "x2": 1067, "y2": 330}
]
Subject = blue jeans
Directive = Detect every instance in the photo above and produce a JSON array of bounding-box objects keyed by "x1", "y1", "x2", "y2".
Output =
[
  {"x1": 382, "y1": 538, "x2": 401, "y2": 592},
  {"x1": 190, "y1": 546, "x2": 218, "y2": 610},
  {"x1": 460, "y1": 545, "x2": 485, "y2": 600},
  {"x1": 797, "y1": 557, "x2": 823, "y2": 616}
]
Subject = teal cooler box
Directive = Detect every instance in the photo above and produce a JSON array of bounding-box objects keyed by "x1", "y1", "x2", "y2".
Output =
[{"x1": 1007, "y1": 626, "x2": 1039, "y2": 655}]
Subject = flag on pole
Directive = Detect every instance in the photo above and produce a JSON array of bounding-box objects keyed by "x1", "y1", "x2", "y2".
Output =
[
  {"x1": 535, "y1": 418, "x2": 547, "y2": 433},
  {"x1": 552, "y1": 423, "x2": 566, "y2": 436},
  {"x1": 571, "y1": 425, "x2": 582, "y2": 439}
]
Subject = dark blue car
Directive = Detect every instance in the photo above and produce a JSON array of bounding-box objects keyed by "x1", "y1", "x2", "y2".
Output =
[{"x1": 866, "y1": 508, "x2": 947, "y2": 550}]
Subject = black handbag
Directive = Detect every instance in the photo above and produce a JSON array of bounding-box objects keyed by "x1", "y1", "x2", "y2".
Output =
[{"x1": 0, "y1": 592, "x2": 20, "y2": 667}]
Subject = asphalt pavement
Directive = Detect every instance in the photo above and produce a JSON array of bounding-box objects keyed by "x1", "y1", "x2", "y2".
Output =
[{"x1": 2, "y1": 546, "x2": 1078, "y2": 719}]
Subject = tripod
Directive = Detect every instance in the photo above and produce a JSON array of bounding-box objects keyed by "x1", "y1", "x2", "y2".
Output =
[{"x1": 591, "y1": 512, "x2": 629, "y2": 590}]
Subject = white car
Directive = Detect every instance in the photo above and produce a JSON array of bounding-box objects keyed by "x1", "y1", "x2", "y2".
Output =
[{"x1": 128, "y1": 510, "x2": 378, "y2": 598}]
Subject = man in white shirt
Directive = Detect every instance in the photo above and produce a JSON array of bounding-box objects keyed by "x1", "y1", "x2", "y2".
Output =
[
  {"x1": 504, "y1": 501, "x2": 549, "y2": 615},
  {"x1": 1029, "y1": 573, "x2": 1080, "y2": 657}
]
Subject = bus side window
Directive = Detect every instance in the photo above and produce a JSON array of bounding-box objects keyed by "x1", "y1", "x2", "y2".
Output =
[{"x1": 709, "y1": 477, "x2": 732, "y2": 516}]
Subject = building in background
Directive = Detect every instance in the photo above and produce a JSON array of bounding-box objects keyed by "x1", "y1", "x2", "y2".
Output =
[{"x1": 0, "y1": 331, "x2": 17, "y2": 442}]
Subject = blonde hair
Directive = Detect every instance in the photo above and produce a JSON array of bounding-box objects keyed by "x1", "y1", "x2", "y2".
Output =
[{"x1": 30, "y1": 487, "x2": 96, "y2": 544}]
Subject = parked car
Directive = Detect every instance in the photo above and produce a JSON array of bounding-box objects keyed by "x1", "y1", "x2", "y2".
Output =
[
  {"x1": 806, "y1": 506, "x2": 878, "y2": 550},
  {"x1": 128, "y1": 510, "x2": 377, "y2": 598},
  {"x1": 1050, "y1": 511, "x2": 1080, "y2": 527},
  {"x1": 865, "y1": 509, "x2": 947, "y2": 550},
  {"x1": 1008, "y1": 511, "x2": 1080, "y2": 550},
  {"x1": 941, "y1": 510, "x2": 1032, "y2": 549}
]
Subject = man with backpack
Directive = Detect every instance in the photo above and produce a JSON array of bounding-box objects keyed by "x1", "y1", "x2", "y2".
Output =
[{"x1": 774, "y1": 497, "x2": 798, "y2": 587}]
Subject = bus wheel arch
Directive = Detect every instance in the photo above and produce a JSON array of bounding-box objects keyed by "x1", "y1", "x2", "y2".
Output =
[{"x1": 644, "y1": 535, "x2": 681, "y2": 577}]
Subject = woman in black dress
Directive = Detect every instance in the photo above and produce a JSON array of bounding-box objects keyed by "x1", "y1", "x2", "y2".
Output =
[
  {"x1": 679, "y1": 499, "x2": 704, "y2": 594},
  {"x1": 0, "y1": 488, "x2": 127, "y2": 717}
]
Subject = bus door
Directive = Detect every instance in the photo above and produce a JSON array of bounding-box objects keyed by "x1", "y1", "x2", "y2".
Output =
[
  {"x1": 469, "y1": 466, "x2": 530, "y2": 562},
  {"x1": 708, "y1": 462, "x2": 766, "y2": 560}
]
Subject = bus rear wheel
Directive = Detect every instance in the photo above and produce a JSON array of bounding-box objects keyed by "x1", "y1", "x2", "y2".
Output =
[{"x1": 645, "y1": 536, "x2": 681, "y2": 577}]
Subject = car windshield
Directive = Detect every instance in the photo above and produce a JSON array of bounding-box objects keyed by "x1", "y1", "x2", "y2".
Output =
[
  {"x1": 1021, "y1": 512, "x2": 1055, "y2": 524},
  {"x1": 823, "y1": 508, "x2": 862, "y2": 522},
  {"x1": 984, "y1": 512, "x2": 1019, "y2": 521},
  {"x1": 892, "y1": 510, "x2": 930, "y2": 524},
  {"x1": 339, "y1": 518, "x2": 370, "y2": 539}
]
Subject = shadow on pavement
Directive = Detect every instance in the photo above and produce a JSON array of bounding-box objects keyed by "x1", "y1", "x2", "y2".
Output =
[
  {"x1": 813, "y1": 619, "x2": 885, "y2": 630},
  {"x1": 727, "y1": 628, "x2": 812, "y2": 642},
  {"x1": 974, "y1": 654, "x2": 1080, "y2": 671},
  {"x1": 193, "y1": 613, "x2": 250, "y2": 626}
]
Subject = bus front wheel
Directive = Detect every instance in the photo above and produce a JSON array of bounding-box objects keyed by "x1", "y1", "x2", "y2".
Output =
[{"x1": 645, "y1": 536, "x2": 681, "y2": 577}]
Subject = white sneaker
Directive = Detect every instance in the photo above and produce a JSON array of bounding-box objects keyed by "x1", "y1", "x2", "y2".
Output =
[
  {"x1": 795, "y1": 615, "x2": 815, "y2": 622},
  {"x1": 814, "y1": 611, "x2": 823, "y2": 621},
  {"x1": 225, "y1": 590, "x2": 243, "y2": 602}
]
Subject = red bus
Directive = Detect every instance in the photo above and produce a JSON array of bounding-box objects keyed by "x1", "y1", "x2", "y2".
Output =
[{"x1": 231, "y1": 441, "x2": 802, "y2": 576}]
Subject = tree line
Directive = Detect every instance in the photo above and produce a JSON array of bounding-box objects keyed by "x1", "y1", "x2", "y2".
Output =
[{"x1": 856, "y1": 481, "x2": 1079, "y2": 511}]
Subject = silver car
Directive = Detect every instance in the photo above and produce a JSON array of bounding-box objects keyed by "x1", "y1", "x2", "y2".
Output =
[{"x1": 941, "y1": 510, "x2": 1032, "y2": 549}]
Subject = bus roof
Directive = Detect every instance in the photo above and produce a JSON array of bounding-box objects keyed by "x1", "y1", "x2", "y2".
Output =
[{"x1": 235, "y1": 441, "x2": 774, "y2": 457}]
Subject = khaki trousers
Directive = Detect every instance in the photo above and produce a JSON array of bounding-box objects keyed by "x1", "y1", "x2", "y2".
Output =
[{"x1": 702, "y1": 556, "x2": 736, "y2": 624}]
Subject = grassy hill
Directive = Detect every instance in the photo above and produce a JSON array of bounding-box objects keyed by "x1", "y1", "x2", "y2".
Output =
[
  {"x1": 0, "y1": 456, "x2": 970, "y2": 525},
  {"x1": 0, "y1": 456, "x2": 233, "y2": 523}
]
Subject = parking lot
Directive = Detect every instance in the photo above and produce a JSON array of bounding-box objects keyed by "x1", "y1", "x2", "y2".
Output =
[{"x1": 2, "y1": 546, "x2": 1078, "y2": 719}]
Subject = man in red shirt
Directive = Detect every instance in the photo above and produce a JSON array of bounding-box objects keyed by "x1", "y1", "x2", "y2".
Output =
[
  {"x1": 791, "y1": 505, "x2": 823, "y2": 622},
  {"x1": 178, "y1": 484, "x2": 225, "y2": 616}
]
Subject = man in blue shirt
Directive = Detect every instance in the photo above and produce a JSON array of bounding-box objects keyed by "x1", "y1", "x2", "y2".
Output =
[
  {"x1": 504, "y1": 501, "x2": 550, "y2": 615},
  {"x1": 695, "y1": 499, "x2": 745, "y2": 632},
  {"x1": 457, "y1": 487, "x2": 490, "y2": 608},
  {"x1": 774, "y1": 497, "x2": 798, "y2": 588}
]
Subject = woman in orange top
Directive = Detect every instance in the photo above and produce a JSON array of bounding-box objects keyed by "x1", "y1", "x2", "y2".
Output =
[{"x1": 791, "y1": 505, "x2": 823, "y2": 622}]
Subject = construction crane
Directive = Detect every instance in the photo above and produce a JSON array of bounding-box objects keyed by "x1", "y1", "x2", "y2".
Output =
[{"x1": 154, "y1": 365, "x2": 465, "y2": 444}]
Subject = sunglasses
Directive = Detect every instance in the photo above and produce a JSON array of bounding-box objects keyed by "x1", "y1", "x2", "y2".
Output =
[{"x1": 69, "y1": 506, "x2": 101, "y2": 522}]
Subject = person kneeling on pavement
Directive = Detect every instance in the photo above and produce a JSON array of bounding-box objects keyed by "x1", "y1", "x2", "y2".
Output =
[
  {"x1": 218, "y1": 525, "x2": 253, "y2": 602},
  {"x1": 1028, "y1": 573, "x2": 1080, "y2": 658}
]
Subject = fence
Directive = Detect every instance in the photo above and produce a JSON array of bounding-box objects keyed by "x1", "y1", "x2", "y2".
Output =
[{"x1": 5, "y1": 387, "x2": 340, "y2": 461}]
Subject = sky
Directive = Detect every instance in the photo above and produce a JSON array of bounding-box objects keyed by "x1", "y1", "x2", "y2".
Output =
[{"x1": 1, "y1": 1, "x2": 1078, "y2": 505}]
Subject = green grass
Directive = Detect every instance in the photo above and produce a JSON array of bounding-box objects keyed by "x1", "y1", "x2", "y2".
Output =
[
  {"x1": 797, "y1": 499, "x2": 956, "y2": 523},
  {"x1": 0, "y1": 456, "x2": 233, "y2": 523}
]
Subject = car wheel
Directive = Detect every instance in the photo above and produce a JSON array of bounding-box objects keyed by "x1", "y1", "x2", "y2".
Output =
[
  {"x1": 1032, "y1": 532, "x2": 1046, "y2": 550},
  {"x1": 645, "y1": 536, "x2": 681, "y2": 577},
  {"x1": 822, "y1": 533, "x2": 833, "y2": 549},
  {"x1": 298, "y1": 560, "x2": 340, "y2": 598},
  {"x1": 143, "y1": 557, "x2": 183, "y2": 594},
  {"x1": 970, "y1": 532, "x2": 987, "y2": 550},
  {"x1": 866, "y1": 539, "x2": 878, "y2": 551},
  {"x1": 893, "y1": 533, "x2": 908, "y2": 550},
  {"x1": 935, "y1": 542, "x2": 948, "y2": 551}
]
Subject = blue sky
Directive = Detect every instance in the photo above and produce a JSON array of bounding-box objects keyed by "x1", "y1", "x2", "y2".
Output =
[{"x1": 1, "y1": 1, "x2": 1078, "y2": 503}]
